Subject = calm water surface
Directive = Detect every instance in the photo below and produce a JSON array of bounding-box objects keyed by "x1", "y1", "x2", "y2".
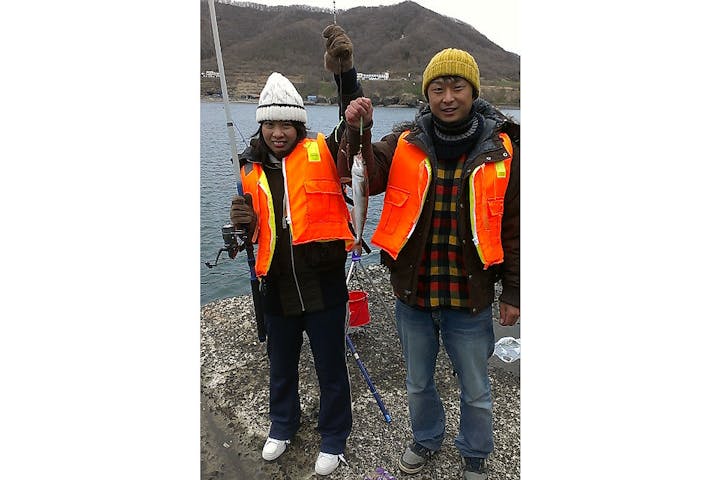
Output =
[{"x1": 200, "y1": 101, "x2": 519, "y2": 305}]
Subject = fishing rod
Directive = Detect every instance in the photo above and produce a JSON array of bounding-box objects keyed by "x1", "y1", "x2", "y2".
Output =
[
  {"x1": 206, "y1": 0, "x2": 265, "y2": 342},
  {"x1": 329, "y1": 0, "x2": 390, "y2": 423},
  {"x1": 345, "y1": 334, "x2": 392, "y2": 423}
]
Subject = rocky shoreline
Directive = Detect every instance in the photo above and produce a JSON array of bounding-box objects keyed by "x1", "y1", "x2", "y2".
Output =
[
  {"x1": 200, "y1": 96, "x2": 421, "y2": 108},
  {"x1": 200, "y1": 263, "x2": 520, "y2": 479}
]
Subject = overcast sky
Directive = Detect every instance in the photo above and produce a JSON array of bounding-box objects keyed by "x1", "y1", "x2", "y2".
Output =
[{"x1": 246, "y1": 0, "x2": 519, "y2": 55}]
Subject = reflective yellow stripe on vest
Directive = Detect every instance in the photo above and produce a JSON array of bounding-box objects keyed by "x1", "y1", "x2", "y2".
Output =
[{"x1": 240, "y1": 162, "x2": 277, "y2": 277}]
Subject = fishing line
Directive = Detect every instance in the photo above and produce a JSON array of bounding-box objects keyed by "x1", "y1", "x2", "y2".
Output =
[
  {"x1": 332, "y1": 117, "x2": 344, "y2": 144},
  {"x1": 336, "y1": 59, "x2": 344, "y2": 122},
  {"x1": 233, "y1": 122, "x2": 250, "y2": 148},
  {"x1": 329, "y1": 1, "x2": 388, "y2": 423},
  {"x1": 331, "y1": 0, "x2": 344, "y2": 122}
]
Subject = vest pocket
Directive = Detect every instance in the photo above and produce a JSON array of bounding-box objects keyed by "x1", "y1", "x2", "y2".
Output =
[
  {"x1": 487, "y1": 198, "x2": 504, "y2": 216},
  {"x1": 379, "y1": 185, "x2": 410, "y2": 234},
  {"x1": 303, "y1": 179, "x2": 345, "y2": 221},
  {"x1": 485, "y1": 197, "x2": 504, "y2": 232}
]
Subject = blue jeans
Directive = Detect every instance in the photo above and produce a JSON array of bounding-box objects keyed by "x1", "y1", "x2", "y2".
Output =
[{"x1": 395, "y1": 299, "x2": 495, "y2": 458}]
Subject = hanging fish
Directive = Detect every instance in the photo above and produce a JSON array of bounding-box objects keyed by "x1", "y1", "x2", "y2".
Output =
[{"x1": 350, "y1": 133, "x2": 368, "y2": 255}]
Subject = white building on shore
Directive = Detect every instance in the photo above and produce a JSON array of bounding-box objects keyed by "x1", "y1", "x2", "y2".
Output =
[{"x1": 358, "y1": 71, "x2": 389, "y2": 81}]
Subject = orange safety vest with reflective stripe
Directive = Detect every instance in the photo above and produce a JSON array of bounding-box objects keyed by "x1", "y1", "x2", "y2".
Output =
[
  {"x1": 469, "y1": 132, "x2": 513, "y2": 268},
  {"x1": 240, "y1": 133, "x2": 353, "y2": 277},
  {"x1": 370, "y1": 131, "x2": 432, "y2": 260},
  {"x1": 371, "y1": 131, "x2": 513, "y2": 268}
]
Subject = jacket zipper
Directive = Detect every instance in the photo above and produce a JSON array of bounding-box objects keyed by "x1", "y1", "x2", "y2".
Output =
[{"x1": 281, "y1": 159, "x2": 305, "y2": 312}]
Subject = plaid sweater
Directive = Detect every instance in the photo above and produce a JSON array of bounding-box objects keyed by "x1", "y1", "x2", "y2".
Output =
[{"x1": 414, "y1": 155, "x2": 469, "y2": 309}]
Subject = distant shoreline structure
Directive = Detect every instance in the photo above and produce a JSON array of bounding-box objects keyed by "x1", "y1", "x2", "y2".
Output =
[{"x1": 200, "y1": 97, "x2": 520, "y2": 111}]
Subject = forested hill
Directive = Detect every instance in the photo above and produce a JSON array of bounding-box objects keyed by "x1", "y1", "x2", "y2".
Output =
[{"x1": 200, "y1": 1, "x2": 520, "y2": 104}]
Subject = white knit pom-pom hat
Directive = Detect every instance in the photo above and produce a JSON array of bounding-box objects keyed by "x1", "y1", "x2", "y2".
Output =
[{"x1": 255, "y1": 72, "x2": 307, "y2": 124}]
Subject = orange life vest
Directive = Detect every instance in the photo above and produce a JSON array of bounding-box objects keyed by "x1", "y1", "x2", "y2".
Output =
[
  {"x1": 371, "y1": 131, "x2": 513, "y2": 269},
  {"x1": 240, "y1": 133, "x2": 353, "y2": 276},
  {"x1": 370, "y1": 131, "x2": 432, "y2": 260},
  {"x1": 469, "y1": 132, "x2": 513, "y2": 268}
]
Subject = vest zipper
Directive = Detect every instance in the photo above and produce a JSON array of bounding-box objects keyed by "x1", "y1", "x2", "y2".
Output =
[{"x1": 282, "y1": 158, "x2": 305, "y2": 312}]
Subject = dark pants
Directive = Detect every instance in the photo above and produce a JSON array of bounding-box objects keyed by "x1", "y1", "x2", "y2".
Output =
[{"x1": 265, "y1": 302, "x2": 352, "y2": 454}]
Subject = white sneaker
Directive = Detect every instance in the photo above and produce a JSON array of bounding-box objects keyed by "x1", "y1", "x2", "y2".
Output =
[
  {"x1": 314, "y1": 452, "x2": 347, "y2": 475},
  {"x1": 261, "y1": 437, "x2": 289, "y2": 461}
]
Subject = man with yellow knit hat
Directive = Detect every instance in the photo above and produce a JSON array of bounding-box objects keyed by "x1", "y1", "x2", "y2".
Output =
[{"x1": 338, "y1": 48, "x2": 520, "y2": 480}]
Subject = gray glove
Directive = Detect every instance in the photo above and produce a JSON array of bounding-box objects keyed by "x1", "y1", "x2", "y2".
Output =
[
  {"x1": 322, "y1": 24, "x2": 353, "y2": 74},
  {"x1": 230, "y1": 193, "x2": 256, "y2": 233}
]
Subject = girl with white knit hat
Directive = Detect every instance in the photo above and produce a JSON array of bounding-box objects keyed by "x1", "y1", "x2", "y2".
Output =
[{"x1": 229, "y1": 25, "x2": 362, "y2": 477}]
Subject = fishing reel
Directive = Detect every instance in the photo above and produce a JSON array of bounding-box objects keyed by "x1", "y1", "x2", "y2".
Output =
[{"x1": 204, "y1": 224, "x2": 248, "y2": 269}]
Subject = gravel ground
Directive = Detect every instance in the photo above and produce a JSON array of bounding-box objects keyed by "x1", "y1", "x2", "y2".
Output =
[{"x1": 201, "y1": 263, "x2": 520, "y2": 479}]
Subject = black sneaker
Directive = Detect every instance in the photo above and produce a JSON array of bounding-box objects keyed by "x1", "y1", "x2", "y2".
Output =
[
  {"x1": 462, "y1": 457, "x2": 488, "y2": 480},
  {"x1": 398, "y1": 442, "x2": 434, "y2": 474}
]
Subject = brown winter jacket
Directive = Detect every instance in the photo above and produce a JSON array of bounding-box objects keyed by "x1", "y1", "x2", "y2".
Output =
[{"x1": 338, "y1": 99, "x2": 520, "y2": 311}]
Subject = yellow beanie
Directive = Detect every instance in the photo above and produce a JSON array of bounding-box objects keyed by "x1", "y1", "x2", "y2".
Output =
[{"x1": 421, "y1": 48, "x2": 480, "y2": 99}]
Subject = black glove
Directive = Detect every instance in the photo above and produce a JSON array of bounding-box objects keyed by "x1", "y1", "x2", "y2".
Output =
[
  {"x1": 322, "y1": 24, "x2": 353, "y2": 74},
  {"x1": 230, "y1": 193, "x2": 256, "y2": 233}
]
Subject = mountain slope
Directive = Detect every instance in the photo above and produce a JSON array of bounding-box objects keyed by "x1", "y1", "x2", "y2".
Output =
[{"x1": 200, "y1": 1, "x2": 520, "y2": 103}]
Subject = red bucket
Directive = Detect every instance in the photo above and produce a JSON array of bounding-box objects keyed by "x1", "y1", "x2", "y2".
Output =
[{"x1": 348, "y1": 290, "x2": 370, "y2": 328}]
